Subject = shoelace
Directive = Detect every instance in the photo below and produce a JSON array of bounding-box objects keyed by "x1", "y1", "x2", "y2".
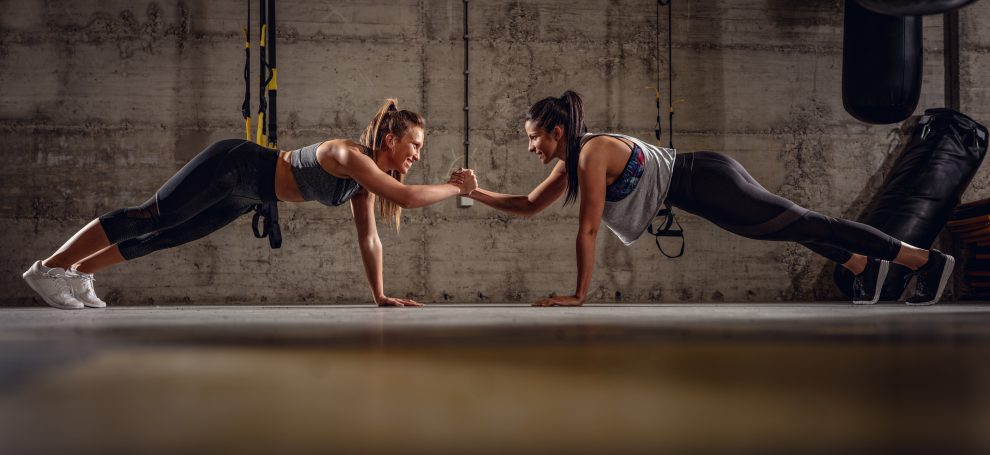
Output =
[
  {"x1": 69, "y1": 272, "x2": 97, "y2": 296},
  {"x1": 75, "y1": 272, "x2": 95, "y2": 284}
]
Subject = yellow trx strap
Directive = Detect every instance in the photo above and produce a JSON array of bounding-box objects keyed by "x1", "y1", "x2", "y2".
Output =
[{"x1": 268, "y1": 69, "x2": 278, "y2": 92}]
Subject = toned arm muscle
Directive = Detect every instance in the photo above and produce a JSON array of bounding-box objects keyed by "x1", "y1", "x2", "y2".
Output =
[
  {"x1": 330, "y1": 143, "x2": 462, "y2": 209},
  {"x1": 470, "y1": 161, "x2": 568, "y2": 217}
]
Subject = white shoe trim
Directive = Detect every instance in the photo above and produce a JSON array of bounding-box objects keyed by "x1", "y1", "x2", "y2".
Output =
[
  {"x1": 906, "y1": 255, "x2": 954, "y2": 306},
  {"x1": 853, "y1": 260, "x2": 889, "y2": 305},
  {"x1": 83, "y1": 299, "x2": 107, "y2": 308}
]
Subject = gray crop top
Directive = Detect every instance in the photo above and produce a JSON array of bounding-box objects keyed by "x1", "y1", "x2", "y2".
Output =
[{"x1": 289, "y1": 142, "x2": 370, "y2": 206}]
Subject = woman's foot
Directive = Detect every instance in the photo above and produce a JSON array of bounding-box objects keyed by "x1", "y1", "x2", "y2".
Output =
[
  {"x1": 906, "y1": 249, "x2": 955, "y2": 306},
  {"x1": 852, "y1": 258, "x2": 889, "y2": 305},
  {"x1": 22, "y1": 261, "x2": 85, "y2": 310},
  {"x1": 66, "y1": 269, "x2": 108, "y2": 308}
]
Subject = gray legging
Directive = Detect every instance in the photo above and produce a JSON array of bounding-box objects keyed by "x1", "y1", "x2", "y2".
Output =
[
  {"x1": 98, "y1": 139, "x2": 278, "y2": 260},
  {"x1": 665, "y1": 151, "x2": 902, "y2": 263}
]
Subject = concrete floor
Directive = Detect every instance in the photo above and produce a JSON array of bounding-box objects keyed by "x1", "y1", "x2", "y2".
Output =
[{"x1": 2, "y1": 303, "x2": 990, "y2": 454}]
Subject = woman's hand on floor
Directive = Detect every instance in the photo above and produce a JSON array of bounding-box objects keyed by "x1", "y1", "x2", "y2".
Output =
[
  {"x1": 375, "y1": 296, "x2": 424, "y2": 307},
  {"x1": 533, "y1": 295, "x2": 584, "y2": 307}
]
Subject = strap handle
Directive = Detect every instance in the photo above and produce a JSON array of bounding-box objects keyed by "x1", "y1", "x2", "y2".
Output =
[
  {"x1": 974, "y1": 127, "x2": 987, "y2": 149},
  {"x1": 647, "y1": 203, "x2": 684, "y2": 258},
  {"x1": 917, "y1": 115, "x2": 933, "y2": 141},
  {"x1": 252, "y1": 202, "x2": 282, "y2": 249}
]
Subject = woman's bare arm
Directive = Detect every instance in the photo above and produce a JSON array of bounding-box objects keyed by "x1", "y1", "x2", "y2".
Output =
[
  {"x1": 332, "y1": 144, "x2": 471, "y2": 208},
  {"x1": 350, "y1": 190, "x2": 423, "y2": 307},
  {"x1": 533, "y1": 151, "x2": 607, "y2": 306},
  {"x1": 468, "y1": 161, "x2": 568, "y2": 217}
]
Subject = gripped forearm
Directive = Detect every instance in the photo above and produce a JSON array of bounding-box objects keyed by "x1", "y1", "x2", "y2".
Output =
[
  {"x1": 403, "y1": 183, "x2": 461, "y2": 209},
  {"x1": 470, "y1": 188, "x2": 536, "y2": 216}
]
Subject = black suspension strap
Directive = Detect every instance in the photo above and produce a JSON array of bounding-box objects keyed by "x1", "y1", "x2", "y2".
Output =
[
  {"x1": 252, "y1": 202, "x2": 282, "y2": 249},
  {"x1": 242, "y1": 1, "x2": 251, "y2": 140},
  {"x1": 241, "y1": 0, "x2": 281, "y2": 249},
  {"x1": 666, "y1": 0, "x2": 673, "y2": 149},
  {"x1": 654, "y1": 0, "x2": 663, "y2": 142},
  {"x1": 647, "y1": 203, "x2": 684, "y2": 259},
  {"x1": 649, "y1": 1, "x2": 683, "y2": 259},
  {"x1": 656, "y1": 0, "x2": 673, "y2": 149},
  {"x1": 266, "y1": 0, "x2": 278, "y2": 148},
  {"x1": 256, "y1": 0, "x2": 270, "y2": 145},
  {"x1": 463, "y1": 0, "x2": 470, "y2": 171}
]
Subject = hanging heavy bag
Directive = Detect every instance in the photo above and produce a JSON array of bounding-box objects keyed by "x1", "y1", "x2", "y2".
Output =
[
  {"x1": 834, "y1": 108, "x2": 989, "y2": 300},
  {"x1": 855, "y1": 0, "x2": 980, "y2": 16},
  {"x1": 842, "y1": 0, "x2": 922, "y2": 125}
]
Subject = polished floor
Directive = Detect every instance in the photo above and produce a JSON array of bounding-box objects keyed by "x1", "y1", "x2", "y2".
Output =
[{"x1": 2, "y1": 303, "x2": 989, "y2": 454}]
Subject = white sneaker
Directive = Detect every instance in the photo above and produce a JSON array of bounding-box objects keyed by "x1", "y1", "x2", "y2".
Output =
[
  {"x1": 66, "y1": 269, "x2": 107, "y2": 308},
  {"x1": 22, "y1": 261, "x2": 85, "y2": 310}
]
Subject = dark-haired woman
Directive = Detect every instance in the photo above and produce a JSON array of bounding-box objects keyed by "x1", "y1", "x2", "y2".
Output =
[
  {"x1": 466, "y1": 90, "x2": 954, "y2": 306},
  {"x1": 23, "y1": 99, "x2": 477, "y2": 309}
]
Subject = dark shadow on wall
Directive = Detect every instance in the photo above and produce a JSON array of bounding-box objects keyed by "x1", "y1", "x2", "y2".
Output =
[
  {"x1": 766, "y1": 0, "x2": 844, "y2": 30},
  {"x1": 680, "y1": 1, "x2": 727, "y2": 151},
  {"x1": 172, "y1": 1, "x2": 209, "y2": 163}
]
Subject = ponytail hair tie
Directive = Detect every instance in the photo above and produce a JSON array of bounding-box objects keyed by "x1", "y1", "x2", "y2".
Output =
[{"x1": 387, "y1": 104, "x2": 398, "y2": 112}]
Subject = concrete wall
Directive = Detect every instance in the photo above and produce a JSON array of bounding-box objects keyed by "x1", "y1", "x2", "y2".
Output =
[{"x1": 3, "y1": 0, "x2": 990, "y2": 305}]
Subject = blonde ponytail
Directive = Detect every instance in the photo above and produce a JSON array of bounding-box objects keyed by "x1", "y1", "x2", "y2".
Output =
[{"x1": 360, "y1": 98, "x2": 426, "y2": 232}]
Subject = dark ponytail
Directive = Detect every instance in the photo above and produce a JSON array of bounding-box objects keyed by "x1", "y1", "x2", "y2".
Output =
[{"x1": 526, "y1": 90, "x2": 587, "y2": 205}]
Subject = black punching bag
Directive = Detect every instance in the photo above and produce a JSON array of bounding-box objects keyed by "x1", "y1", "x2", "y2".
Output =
[
  {"x1": 842, "y1": 0, "x2": 922, "y2": 124},
  {"x1": 856, "y1": 0, "x2": 980, "y2": 16},
  {"x1": 834, "y1": 109, "x2": 989, "y2": 300}
]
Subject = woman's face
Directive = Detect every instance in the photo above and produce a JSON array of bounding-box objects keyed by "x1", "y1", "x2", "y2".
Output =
[
  {"x1": 385, "y1": 126, "x2": 425, "y2": 174},
  {"x1": 525, "y1": 120, "x2": 563, "y2": 165}
]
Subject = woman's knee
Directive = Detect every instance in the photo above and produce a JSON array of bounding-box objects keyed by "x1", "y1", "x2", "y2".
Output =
[
  {"x1": 778, "y1": 211, "x2": 839, "y2": 242},
  {"x1": 98, "y1": 203, "x2": 160, "y2": 244}
]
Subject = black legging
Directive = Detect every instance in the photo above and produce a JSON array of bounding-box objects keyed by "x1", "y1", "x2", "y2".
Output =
[
  {"x1": 665, "y1": 151, "x2": 902, "y2": 263},
  {"x1": 99, "y1": 139, "x2": 278, "y2": 260}
]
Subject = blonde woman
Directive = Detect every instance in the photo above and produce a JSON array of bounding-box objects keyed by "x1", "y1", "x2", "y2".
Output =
[{"x1": 23, "y1": 99, "x2": 476, "y2": 309}]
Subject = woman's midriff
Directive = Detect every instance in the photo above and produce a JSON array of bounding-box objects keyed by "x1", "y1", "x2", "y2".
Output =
[{"x1": 275, "y1": 150, "x2": 305, "y2": 202}]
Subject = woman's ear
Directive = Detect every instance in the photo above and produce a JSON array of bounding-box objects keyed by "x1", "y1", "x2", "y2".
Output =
[
  {"x1": 553, "y1": 125, "x2": 564, "y2": 141},
  {"x1": 383, "y1": 133, "x2": 396, "y2": 150}
]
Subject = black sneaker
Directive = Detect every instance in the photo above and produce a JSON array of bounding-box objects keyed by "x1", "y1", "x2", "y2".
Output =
[
  {"x1": 905, "y1": 249, "x2": 955, "y2": 306},
  {"x1": 852, "y1": 258, "x2": 889, "y2": 305}
]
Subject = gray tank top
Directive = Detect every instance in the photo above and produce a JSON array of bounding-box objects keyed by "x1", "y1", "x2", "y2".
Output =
[
  {"x1": 289, "y1": 142, "x2": 370, "y2": 206},
  {"x1": 581, "y1": 133, "x2": 676, "y2": 245}
]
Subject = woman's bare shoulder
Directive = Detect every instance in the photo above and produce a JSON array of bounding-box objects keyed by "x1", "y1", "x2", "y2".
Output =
[{"x1": 318, "y1": 139, "x2": 370, "y2": 161}]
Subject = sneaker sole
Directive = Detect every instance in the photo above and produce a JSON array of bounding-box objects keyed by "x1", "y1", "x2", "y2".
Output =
[
  {"x1": 853, "y1": 260, "x2": 890, "y2": 305},
  {"x1": 906, "y1": 255, "x2": 955, "y2": 306},
  {"x1": 22, "y1": 272, "x2": 84, "y2": 310},
  {"x1": 83, "y1": 300, "x2": 107, "y2": 308}
]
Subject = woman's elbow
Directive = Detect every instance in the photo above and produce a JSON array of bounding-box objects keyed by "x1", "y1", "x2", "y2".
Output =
[
  {"x1": 519, "y1": 200, "x2": 543, "y2": 218},
  {"x1": 579, "y1": 224, "x2": 599, "y2": 237},
  {"x1": 521, "y1": 206, "x2": 542, "y2": 218},
  {"x1": 401, "y1": 196, "x2": 426, "y2": 209},
  {"x1": 390, "y1": 193, "x2": 413, "y2": 209},
  {"x1": 361, "y1": 235, "x2": 381, "y2": 250}
]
